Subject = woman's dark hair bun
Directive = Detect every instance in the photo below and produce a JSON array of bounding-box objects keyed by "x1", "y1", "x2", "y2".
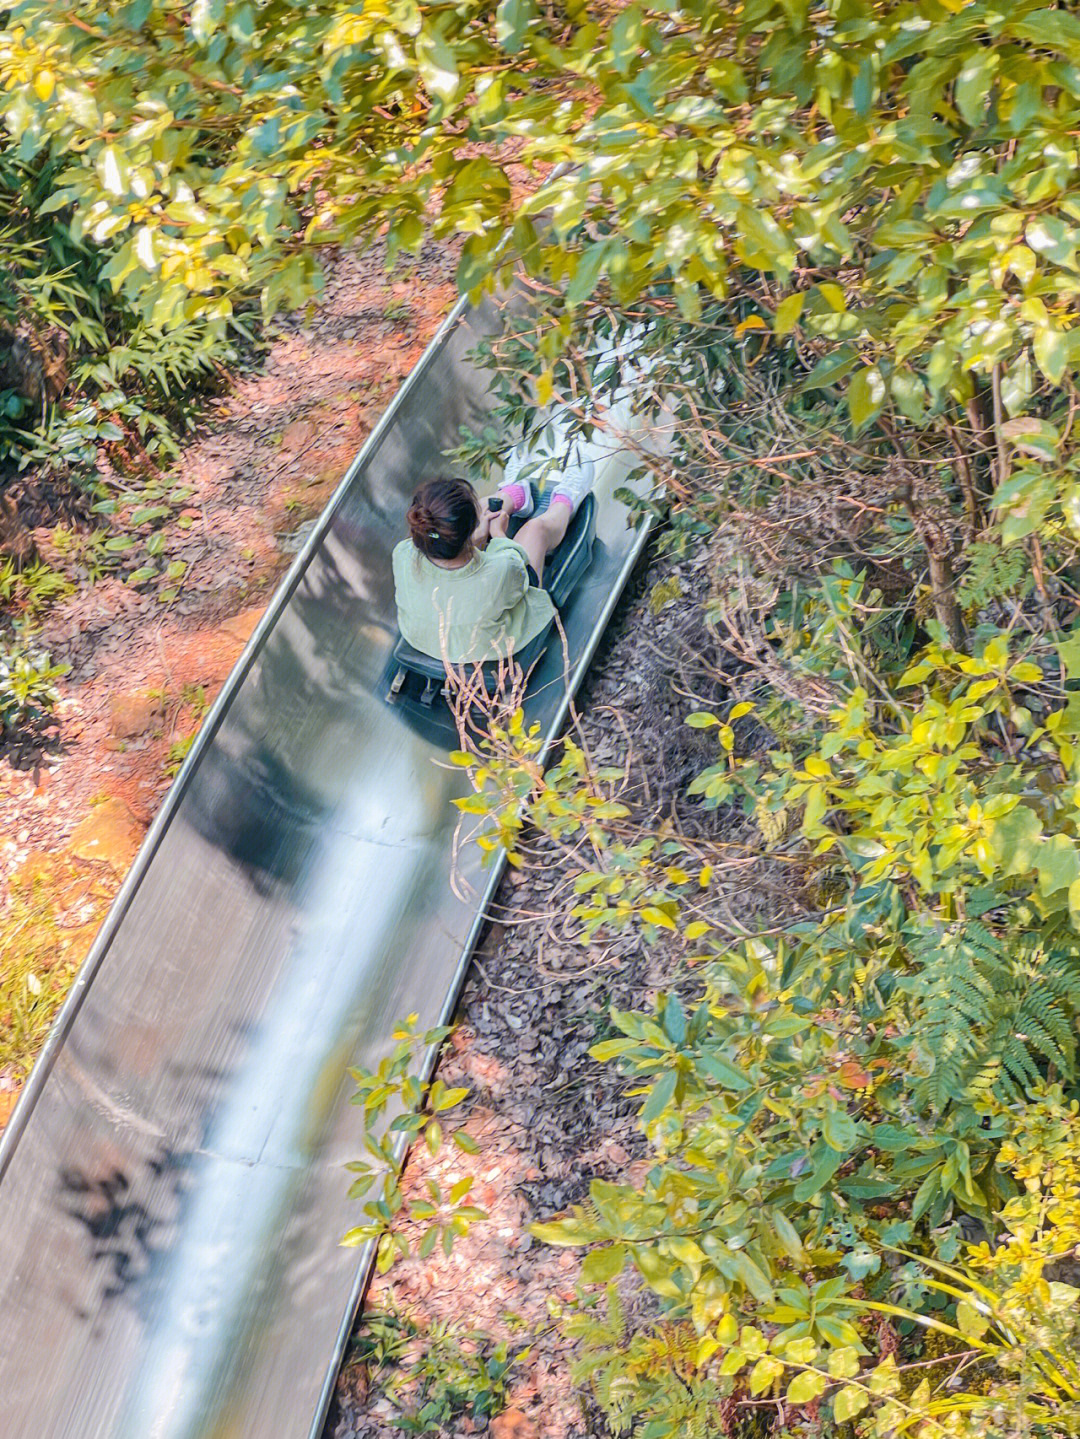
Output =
[{"x1": 407, "y1": 478, "x2": 478, "y2": 562}]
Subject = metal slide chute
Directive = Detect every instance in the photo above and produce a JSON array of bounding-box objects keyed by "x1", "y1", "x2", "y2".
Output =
[{"x1": 0, "y1": 293, "x2": 660, "y2": 1439}]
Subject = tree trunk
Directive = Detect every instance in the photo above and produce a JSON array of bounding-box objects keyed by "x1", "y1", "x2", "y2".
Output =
[
  {"x1": 945, "y1": 419, "x2": 981, "y2": 542},
  {"x1": 990, "y1": 364, "x2": 1009, "y2": 489},
  {"x1": 926, "y1": 542, "x2": 966, "y2": 650},
  {"x1": 884, "y1": 421, "x2": 968, "y2": 651}
]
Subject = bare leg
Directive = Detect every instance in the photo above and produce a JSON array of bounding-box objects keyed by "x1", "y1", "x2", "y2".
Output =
[{"x1": 512, "y1": 503, "x2": 571, "y2": 581}]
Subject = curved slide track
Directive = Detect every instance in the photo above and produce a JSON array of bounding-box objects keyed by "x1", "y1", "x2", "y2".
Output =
[{"x1": 0, "y1": 292, "x2": 659, "y2": 1439}]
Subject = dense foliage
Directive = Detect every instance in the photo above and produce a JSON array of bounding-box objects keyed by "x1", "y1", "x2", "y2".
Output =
[
  {"x1": 12, "y1": 0, "x2": 1080, "y2": 633},
  {"x1": 8, "y1": 0, "x2": 1080, "y2": 415},
  {"x1": 14, "y1": 0, "x2": 1080, "y2": 657}
]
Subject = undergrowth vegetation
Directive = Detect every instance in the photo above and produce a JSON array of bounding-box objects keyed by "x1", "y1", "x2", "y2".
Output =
[
  {"x1": 0, "y1": 142, "x2": 257, "y2": 748},
  {"x1": 350, "y1": 1302, "x2": 527, "y2": 1434},
  {"x1": 0, "y1": 143, "x2": 246, "y2": 479},
  {"x1": 0, "y1": 633, "x2": 66, "y2": 738},
  {"x1": 0, "y1": 856, "x2": 107, "y2": 1082}
]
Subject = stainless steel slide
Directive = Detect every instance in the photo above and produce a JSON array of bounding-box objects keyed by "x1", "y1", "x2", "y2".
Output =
[{"x1": 0, "y1": 293, "x2": 655, "y2": 1439}]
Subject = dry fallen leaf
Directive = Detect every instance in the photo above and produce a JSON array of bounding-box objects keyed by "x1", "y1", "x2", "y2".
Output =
[{"x1": 491, "y1": 1410, "x2": 540, "y2": 1439}]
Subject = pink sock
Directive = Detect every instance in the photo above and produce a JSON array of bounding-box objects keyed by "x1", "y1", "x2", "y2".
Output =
[
  {"x1": 551, "y1": 493, "x2": 573, "y2": 509},
  {"x1": 499, "y1": 482, "x2": 528, "y2": 513}
]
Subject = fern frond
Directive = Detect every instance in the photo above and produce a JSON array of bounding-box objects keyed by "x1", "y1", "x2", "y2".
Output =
[{"x1": 900, "y1": 920, "x2": 1080, "y2": 1112}]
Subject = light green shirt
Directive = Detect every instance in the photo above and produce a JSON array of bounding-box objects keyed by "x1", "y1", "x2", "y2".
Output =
[{"x1": 392, "y1": 536, "x2": 556, "y2": 664}]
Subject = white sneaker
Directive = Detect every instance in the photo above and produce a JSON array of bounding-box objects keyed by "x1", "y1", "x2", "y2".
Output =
[
  {"x1": 496, "y1": 446, "x2": 535, "y2": 516},
  {"x1": 502, "y1": 409, "x2": 597, "y2": 515},
  {"x1": 549, "y1": 455, "x2": 597, "y2": 515}
]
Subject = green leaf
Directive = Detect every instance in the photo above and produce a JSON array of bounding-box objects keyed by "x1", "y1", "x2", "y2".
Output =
[
  {"x1": 748, "y1": 1355, "x2": 785, "y2": 1395},
  {"x1": 868, "y1": 1355, "x2": 901, "y2": 1396},
  {"x1": 610, "y1": 5, "x2": 645, "y2": 75},
  {"x1": 796, "y1": 347, "x2": 858, "y2": 394},
  {"x1": 771, "y1": 1209, "x2": 805, "y2": 1260},
  {"x1": 821, "y1": 1105, "x2": 856, "y2": 1153},
  {"x1": 718, "y1": 1347, "x2": 748, "y2": 1377},
  {"x1": 1001, "y1": 352, "x2": 1033, "y2": 417},
  {"x1": 793, "y1": 1145, "x2": 843, "y2": 1201},
  {"x1": 190, "y1": 0, "x2": 225, "y2": 44},
  {"x1": 847, "y1": 366, "x2": 885, "y2": 434},
  {"x1": 495, "y1": 0, "x2": 535, "y2": 52},
  {"x1": 728, "y1": 1250, "x2": 775, "y2": 1302},
  {"x1": 911, "y1": 1168, "x2": 940, "y2": 1223},
  {"x1": 641, "y1": 1068, "x2": 677, "y2": 1123},
  {"x1": 828, "y1": 1346, "x2": 861, "y2": 1380},
  {"x1": 590, "y1": 1037, "x2": 640, "y2": 1062},
  {"x1": 1000, "y1": 417, "x2": 1058, "y2": 460},
  {"x1": 686, "y1": 711, "x2": 720, "y2": 728},
  {"x1": 662, "y1": 993, "x2": 686, "y2": 1044},
  {"x1": 1057, "y1": 630, "x2": 1080, "y2": 682},
  {"x1": 640, "y1": 906, "x2": 677, "y2": 931},
  {"x1": 783, "y1": 1336, "x2": 818, "y2": 1365},
  {"x1": 987, "y1": 804, "x2": 1043, "y2": 877},
  {"x1": 817, "y1": 282, "x2": 847, "y2": 312},
  {"x1": 1008, "y1": 8, "x2": 1080, "y2": 62},
  {"x1": 955, "y1": 49, "x2": 999, "y2": 128},
  {"x1": 416, "y1": 30, "x2": 461, "y2": 102},
  {"x1": 530, "y1": 1216, "x2": 600, "y2": 1246},
  {"x1": 1033, "y1": 326, "x2": 1068, "y2": 384},
  {"x1": 956, "y1": 1299, "x2": 990, "y2": 1339},
  {"x1": 1037, "y1": 835, "x2": 1080, "y2": 897},
  {"x1": 852, "y1": 58, "x2": 875, "y2": 117},
  {"x1": 736, "y1": 205, "x2": 795, "y2": 273},
  {"x1": 130, "y1": 504, "x2": 170, "y2": 525},
  {"x1": 696, "y1": 1050, "x2": 751, "y2": 1091},
  {"x1": 566, "y1": 244, "x2": 610, "y2": 306},
  {"x1": 582, "y1": 1243, "x2": 627, "y2": 1283}
]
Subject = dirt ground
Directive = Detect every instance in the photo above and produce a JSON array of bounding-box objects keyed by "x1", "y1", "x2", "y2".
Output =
[{"x1": 0, "y1": 240, "x2": 459, "y2": 1128}]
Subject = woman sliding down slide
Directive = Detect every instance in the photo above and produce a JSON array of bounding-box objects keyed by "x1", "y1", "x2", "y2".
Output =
[{"x1": 392, "y1": 452, "x2": 595, "y2": 666}]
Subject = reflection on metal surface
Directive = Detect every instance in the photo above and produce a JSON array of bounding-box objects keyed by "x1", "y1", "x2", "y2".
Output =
[{"x1": 0, "y1": 294, "x2": 658, "y2": 1439}]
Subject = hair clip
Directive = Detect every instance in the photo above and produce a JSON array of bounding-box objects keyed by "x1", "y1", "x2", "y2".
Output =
[{"x1": 428, "y1": 530, "x2": 439, "y2": 540}]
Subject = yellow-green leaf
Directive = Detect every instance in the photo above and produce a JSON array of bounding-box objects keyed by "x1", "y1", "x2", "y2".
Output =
[
  {"x1": 833, "y1": 1385, "x2": 868, "y2": 1422},
  {"x1": 774, "y1": 291, "x2": 805, "y2": 335},
  {"x1": 582, "y1": 1243, "x2": 627, "y2": 1283},
  {"x1": 786, "y1": 1369, "x2": 826, "y2": 1405},
  {"x1": 640, "y1": 906, "x2": 676, "y2": 930},
  {"x1": 748, "y1": 1354, "x2": 785, "y2": 1395}
]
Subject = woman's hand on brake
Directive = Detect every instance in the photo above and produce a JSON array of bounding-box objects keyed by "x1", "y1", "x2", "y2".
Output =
[{"x1": 473, "y1": 508, "x2": 508, "y2": 548}]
